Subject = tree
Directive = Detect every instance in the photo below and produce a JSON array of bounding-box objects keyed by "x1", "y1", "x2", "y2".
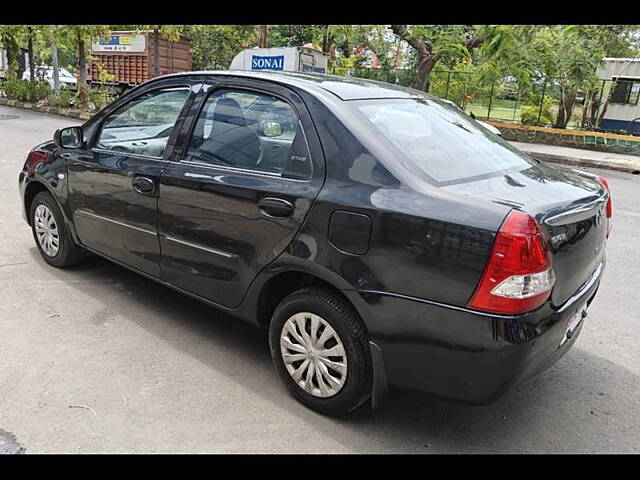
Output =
[
  {"x1": 258, "y1": 25, "x2": 268, "y2": 48},
  {"x1": 0, "y1": 25, "x2": 23, "y2": 79},
  {"x1": 180, "y1": 25, "x2": 256, "y2": 70},
  {"x1": 476, "y1": 25, "x2": 640, "y2": 129},
  {"x1": 49, "y1": 26, "x2": 60, "y2": 93},
  {"x1": 390, "y1": 25, "x2": 491, "y2": 91},
  {"x1": 26, "y1": 26, "x2": 35, "y2": 82},
  {"x1": 269, "y1": 25, "x2": 317, "y2": 47},
  {"x1": 353, "y1": 25, "x2": 395, "y2": 71},
  {"x1": 518, "y1": 26, "x2": 605, "y2": 128},
  {"x1": 58, "y1": 25, "x2": 110, "y2": 108},
  {"x1": 312, "y1": 25, "x2": 355, "y2": 66}
]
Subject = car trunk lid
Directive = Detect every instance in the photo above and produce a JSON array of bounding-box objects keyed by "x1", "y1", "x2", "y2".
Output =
[{"x1": 444, "y1": 161, "x2": 608, "y2": 307}]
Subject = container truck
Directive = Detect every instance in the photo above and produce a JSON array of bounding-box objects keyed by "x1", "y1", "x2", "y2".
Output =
[{"x1": 89, "y1": 31, "x2": 192, "y2": 91}]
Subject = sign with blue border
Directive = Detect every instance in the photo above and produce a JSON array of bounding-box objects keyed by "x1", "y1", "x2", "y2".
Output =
[{"x1": 251, "y1": 55, "x2": 285, "y2": 71}]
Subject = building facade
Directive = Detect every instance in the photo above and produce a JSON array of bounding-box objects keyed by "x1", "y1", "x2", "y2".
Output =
[{"x1": 597, "y1": 58, "x2": 640, "y2": 133}]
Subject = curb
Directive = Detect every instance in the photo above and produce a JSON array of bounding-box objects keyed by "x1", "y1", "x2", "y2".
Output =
[
  {"x1": 488, "y1": 120, "x2": 640, "y2": 157},
  {"x1": 519, "y1": 149, "x2": 640, "y2": 175},
  {"x1": 0, "y1": 98, "x2": 93, "y2": 121}
]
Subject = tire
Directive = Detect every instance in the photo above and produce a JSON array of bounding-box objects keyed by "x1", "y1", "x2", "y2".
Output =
[
  {"x1": 269, "y1": 286, "x2": 372, "y2": 416},
  {"x1": 30, "y1": 191, "x2": 86, "y2": 268}
]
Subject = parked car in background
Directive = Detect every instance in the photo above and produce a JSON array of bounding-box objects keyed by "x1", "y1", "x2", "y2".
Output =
[
  {"x1": 22, "y1": 66, "x2": 77, "y2": 90},
  {"x1": 19, "y1": 72, "x2": 610, "y2": 415},
  {"x1": 441, "y1": 98, "x2": 503, "y2": 137}
]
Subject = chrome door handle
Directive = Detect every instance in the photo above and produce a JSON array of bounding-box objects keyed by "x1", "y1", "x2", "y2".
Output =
[
  {"x1": 132, "y1": 176, "x2": 156, "y2": 196},
  {"x1": 258, "y1": 197, "x2": 294, "y2": 218}
]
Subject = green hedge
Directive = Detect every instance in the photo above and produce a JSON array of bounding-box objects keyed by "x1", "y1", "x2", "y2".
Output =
[{"x1": 1, "y1": 79, "x2": 51, "y2": 103}]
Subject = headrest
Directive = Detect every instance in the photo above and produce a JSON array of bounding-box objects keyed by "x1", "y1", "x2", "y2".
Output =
[{"x1": 212, "y1": 97, "x2": 247, "y2": 126}]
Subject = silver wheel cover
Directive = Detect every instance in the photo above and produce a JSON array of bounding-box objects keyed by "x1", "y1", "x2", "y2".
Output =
[
  {"x1": 280, "y1": 312, "x2": 348, "y2": 398},
  {"x1": 34, "y1": 204, "x2": 59, "y2": 257}
]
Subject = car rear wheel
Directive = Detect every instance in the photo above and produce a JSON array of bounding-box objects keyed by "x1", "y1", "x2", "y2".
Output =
[
  {"x1": 269, "y1": 286, "x2": 372, "y2": 416},
  {"x1": 30, "y1": 191, "x2": 86, "y2": 268}
]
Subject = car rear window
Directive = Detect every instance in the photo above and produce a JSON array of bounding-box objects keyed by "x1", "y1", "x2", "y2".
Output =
[{"x1": 354, "y1": 98, "x2": 532, "y2": 185}]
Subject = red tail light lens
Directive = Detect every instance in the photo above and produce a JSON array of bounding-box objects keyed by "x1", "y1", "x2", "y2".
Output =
[
  {"x1": 466, "y1": 210, "x2": 555, "y2": 315},
  {"x1": 26, "y1": 150, "x2": 48, "y2": 175},
  {"x1": 596, "y1": 176, "x2": 612, "y2": 237}
]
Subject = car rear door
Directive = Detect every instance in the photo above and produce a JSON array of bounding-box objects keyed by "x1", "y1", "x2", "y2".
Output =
[
  {"x1": 67, "y1": 77, "x2": 199, "y2": 277},
  {"x1": 157, "y1": 77, "x2": 325, "y2": 308}
]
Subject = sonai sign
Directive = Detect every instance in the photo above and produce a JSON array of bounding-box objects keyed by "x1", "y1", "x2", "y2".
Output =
[{"x1": 251, "y1": 55, "x2": 285, "y2": 71}]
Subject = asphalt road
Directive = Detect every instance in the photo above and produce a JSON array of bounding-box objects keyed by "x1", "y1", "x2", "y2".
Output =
[{"x1": 1, "y1": 104, "x2": 639, "y2": 453}]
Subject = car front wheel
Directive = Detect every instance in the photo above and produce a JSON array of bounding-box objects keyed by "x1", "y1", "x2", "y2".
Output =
[
  {"x1": 30, "y1": 191, "x2": 86, "y2": 268},
  {"x1": 269, "y1": 286, "x2": 372, "y2": 416}
]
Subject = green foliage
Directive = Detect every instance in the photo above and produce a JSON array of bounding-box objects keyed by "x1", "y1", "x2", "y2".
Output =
[
  {"x1": 1, "y1": 79, "x2": 50, "y2": 102},
  {"x1": 429, "y1": 60, "x2": 493, "y2": 106},
  {"x1": 520, "y1": 97, "x2": 554, "y2": 126},
  {"x1": 87, "y1": 86, "x2": 116, "y2": 111},
  {"x1": 91, "y1": 58, "x2": 116, "y2": 83},
  {"x1": 269, "y1": 25, "x2": 317, "y2": 47},
  {"x1": 49, "y1": 88, "x2": 76, "y2": 108},
  {"x1": 2, "y1": 23, "x2": 640, "y2": 128},
  {"x1": 0, "y1": 25, "x2": 23, "y2": 78},
  {"x1": 181, "y1": 25, "x2": 257, "y2": 69}
]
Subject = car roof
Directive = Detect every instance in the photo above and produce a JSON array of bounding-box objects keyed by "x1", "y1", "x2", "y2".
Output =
[{"x1": 163, "y1": 70, "x2": 425, "y2": 101}]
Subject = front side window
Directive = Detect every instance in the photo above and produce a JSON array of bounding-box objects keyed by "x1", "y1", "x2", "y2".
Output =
[
  {"x1": 186, "y1": 88, "x2": 301, "y2": 174},
  {"x1": 354, "y1": 98, "x2": 532, "y2": 185},
  {"x1": 95, "y1": 87, "x2": 190, "y2": 158}
]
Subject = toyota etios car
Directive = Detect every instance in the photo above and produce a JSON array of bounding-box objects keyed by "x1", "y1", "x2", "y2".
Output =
[{"x1": 19, "y1": 71, "x2": 610, "y2": 415}]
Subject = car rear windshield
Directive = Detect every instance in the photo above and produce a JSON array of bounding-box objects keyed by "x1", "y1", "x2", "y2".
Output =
[{"x1": 354, "y1": 98, "x2": 532, "y2": 185}]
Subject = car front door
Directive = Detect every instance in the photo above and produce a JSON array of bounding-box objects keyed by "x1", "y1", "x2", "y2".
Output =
[
  {"x1": 67, "y1": 78, "x2": 198, "y2": 277},
  {"x1": 158, "y1": 78, "x2": 325, "y2": 308}
]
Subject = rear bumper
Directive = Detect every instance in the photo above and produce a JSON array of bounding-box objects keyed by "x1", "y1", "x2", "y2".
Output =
[{"x1": 353, "y1": 261, "x2": 604, "y2": 405}]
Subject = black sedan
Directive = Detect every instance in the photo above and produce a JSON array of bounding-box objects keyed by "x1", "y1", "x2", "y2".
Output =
[{"x1": 18, "y1": 71, "x2": 610, "y2": 415}]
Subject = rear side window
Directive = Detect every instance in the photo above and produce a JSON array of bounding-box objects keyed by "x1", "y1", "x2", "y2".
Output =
[
  {"x1": 186, "y1": 88, "x2": 302, "y2": 175},
  {"x1": 355, "y1": 98, "x2": 531, "y2": 185}
]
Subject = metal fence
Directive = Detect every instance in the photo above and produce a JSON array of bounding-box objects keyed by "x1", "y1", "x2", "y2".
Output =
[
  {"x1": 331, "y1": 66, "x2": 630, "y2": 133},
  {"x1": 427, "y1": 70, "x2": 609, "y2": 130}
]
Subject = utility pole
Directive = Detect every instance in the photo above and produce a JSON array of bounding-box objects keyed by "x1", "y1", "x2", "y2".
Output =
[{"x1": 49, "y1": 25, "x2": 60, "y2": 94}]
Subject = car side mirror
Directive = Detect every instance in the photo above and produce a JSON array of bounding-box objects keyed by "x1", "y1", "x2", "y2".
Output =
[
  {"x1": 54, "y1": 126, "x2": 83, "y2": 149},
  {"x1": 261, "y1": 120, "x2": 283, "y2": 137}
]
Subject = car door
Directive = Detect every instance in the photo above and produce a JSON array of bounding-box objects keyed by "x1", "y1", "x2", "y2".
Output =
[
  {"x1": 158, "y1": 78, "x2": 325, "y2": 308},
  {"x1": 67, "y1": 78, "x2": 199, "y2": 277}
]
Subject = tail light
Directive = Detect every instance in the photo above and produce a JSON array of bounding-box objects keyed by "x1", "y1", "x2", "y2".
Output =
[
  {"x1": 26, "y1": 150, "x2": 49, "y2": 176},
  {"x1": 467, "y1": 210, "x2": 555, "y2": 315},
  {"x1": 596, "y1": 176, "x2": 612, "y2": 237}
]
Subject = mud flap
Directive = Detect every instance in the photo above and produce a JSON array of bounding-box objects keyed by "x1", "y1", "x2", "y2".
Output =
[{"x1": 369, "y1": 341, "x2": 389, "y2": 410}]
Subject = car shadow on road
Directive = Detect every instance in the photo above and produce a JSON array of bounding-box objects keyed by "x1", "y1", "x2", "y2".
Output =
[{"x1": 37, "y1": 250, "x2": 640, "y2": 453}]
